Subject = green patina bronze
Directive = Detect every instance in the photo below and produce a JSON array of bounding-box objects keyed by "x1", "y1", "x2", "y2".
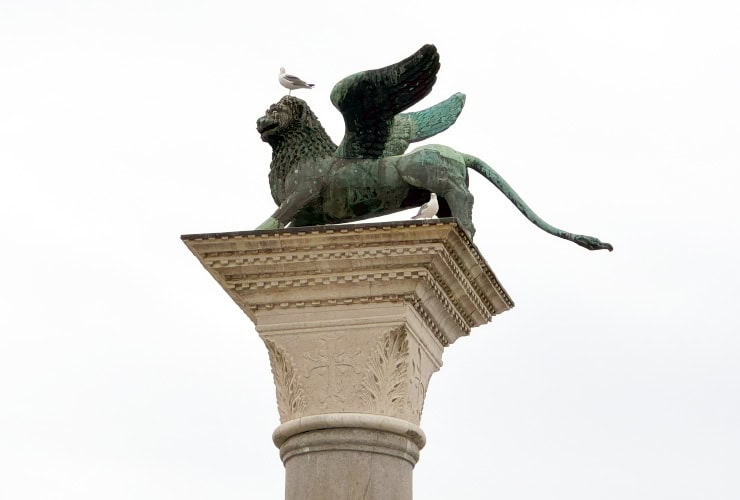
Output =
[{"x1": 255, "y1": 44, "x2": 612, "y2": 251}]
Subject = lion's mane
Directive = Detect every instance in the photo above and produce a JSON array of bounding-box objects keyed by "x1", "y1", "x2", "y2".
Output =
[{"x1": 262, "y1": 97, "x2": 337, "y2": 205}]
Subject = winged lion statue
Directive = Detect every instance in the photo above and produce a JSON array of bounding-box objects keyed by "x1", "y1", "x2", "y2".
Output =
[{"x1": 255, "y1": 44, "x2": 612, "y2": 251}]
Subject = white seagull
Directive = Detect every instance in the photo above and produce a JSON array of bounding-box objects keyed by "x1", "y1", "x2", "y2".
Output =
[
  {"x1": 279, "y1": 67, "x2": 315, "y2": 95},
  {"x1": 411, "y1": 193, "x2": 439, "y2": 220}
]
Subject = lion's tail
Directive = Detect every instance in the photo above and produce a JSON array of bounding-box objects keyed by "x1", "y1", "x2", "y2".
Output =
[{"x1": 463, "y1": 154, "x2": 613, "y2": 251}]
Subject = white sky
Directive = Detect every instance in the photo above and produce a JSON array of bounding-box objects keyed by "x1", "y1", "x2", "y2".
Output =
[{"x1": 1, "y1": 1, "x2": 738, "y2": 499}]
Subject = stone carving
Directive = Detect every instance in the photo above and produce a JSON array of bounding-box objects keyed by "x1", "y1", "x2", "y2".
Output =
[
  {"x1": 360, "y1": 326, "x2": 410, "y2": 416},
  {"x1": 255, "y1": 44, "x2": 613, "y2": 251},
  {"x1": 305, "y1": 336, "x2": 361, "y2": 409},
  {"x1": 409, "y1": 345, "x2": 429, "y2": 421},
  {"x1": 263, "y1": 338, "x2": 307, "y2": 422}
]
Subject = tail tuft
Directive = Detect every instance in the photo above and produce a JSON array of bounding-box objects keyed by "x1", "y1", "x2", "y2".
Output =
[{"x1": 574, "y1": 235, "x2": 614, "y2": 251}]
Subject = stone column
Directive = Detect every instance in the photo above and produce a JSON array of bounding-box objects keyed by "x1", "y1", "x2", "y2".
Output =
[{"x1": 182, "y1": 219, "x2": 513, "y2": 500}]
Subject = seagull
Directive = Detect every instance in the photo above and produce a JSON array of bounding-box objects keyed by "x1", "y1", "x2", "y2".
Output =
[
  {"x1": 279, "y1": 67, "x2": 315, "y2": 95},
  {"x1": 411, "y1": 193, "x2": 439, "y2": 220}
]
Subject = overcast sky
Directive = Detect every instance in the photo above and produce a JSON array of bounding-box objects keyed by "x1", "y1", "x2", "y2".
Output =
[{"x1": 1, "y1": 1, "x2": 739, "y2": 499}]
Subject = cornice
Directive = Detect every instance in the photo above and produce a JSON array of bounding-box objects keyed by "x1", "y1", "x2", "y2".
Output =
[{"x1": 183, "y1": 219, "x2": 513, "y2": 333}]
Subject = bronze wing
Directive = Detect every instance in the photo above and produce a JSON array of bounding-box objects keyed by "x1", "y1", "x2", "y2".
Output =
[{"x1": 330, "y1": 44, "x2": 445, "y2": 159}]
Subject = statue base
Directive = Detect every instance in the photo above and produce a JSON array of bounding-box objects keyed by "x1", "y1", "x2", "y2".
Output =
[{"x1": 182, "y1": 219, "x2": 513, "y2": 499}]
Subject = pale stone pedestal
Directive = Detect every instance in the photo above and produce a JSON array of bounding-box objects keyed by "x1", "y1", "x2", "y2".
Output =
[{"x1": 182, "y1": 219, "x2": 513, "y2": 500}]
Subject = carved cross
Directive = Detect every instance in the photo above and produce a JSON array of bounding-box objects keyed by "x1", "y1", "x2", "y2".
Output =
[{"x1": 305, "y1": 337, "x2": 361, "y2": 406}]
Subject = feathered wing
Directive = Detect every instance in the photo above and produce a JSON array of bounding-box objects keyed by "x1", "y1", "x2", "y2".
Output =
[
  {"x1": 284, "y1": 74, "x2": 313, "y2": 87},
  {"x1": 383, "y1": 92, "x2": 466, "y2": 157},
  {"x1": 330, "y1": 44, "x2": 441, "y2": 159}
]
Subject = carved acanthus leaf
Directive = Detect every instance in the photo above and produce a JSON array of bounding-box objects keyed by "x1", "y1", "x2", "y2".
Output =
[
  {"x1": 360, "y1": 326, "x2": 409, "y2": 415},
  {"x1": 263, "y1": 338, "x2": 307, "y2": 422}
]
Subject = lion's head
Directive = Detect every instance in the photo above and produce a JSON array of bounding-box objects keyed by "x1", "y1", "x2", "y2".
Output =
[{"x1": 256, "y1": 96, "x2": 333, "y2": 149}]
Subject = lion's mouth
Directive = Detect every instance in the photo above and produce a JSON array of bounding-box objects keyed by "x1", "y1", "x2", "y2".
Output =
[{"x1": 257, "y1": 118, "x2": 280, "y2": 137}]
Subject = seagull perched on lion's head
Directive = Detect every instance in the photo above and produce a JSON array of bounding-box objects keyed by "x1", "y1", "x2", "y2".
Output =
[{"x1": 279, "y1": 68, "x2": 315, "y2": 95}]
